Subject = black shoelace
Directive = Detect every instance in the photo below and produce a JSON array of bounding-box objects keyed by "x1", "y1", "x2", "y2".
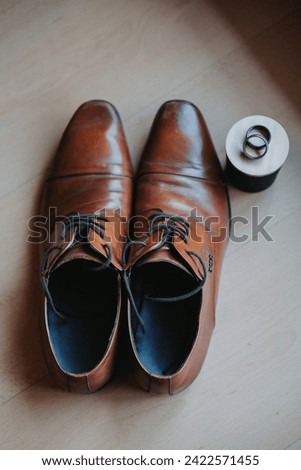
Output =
[
  {"x1": 122, "y1": 211, "x2": 207, "y2": 333},
  {"x1": 41, "y1": 212, "x2": 112, "y2": 321}
]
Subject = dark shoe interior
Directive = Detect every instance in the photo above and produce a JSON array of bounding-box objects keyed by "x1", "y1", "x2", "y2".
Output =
[
  {"x1": 47, "y1": 259, "x2": 118, "y2": 374},
  {"x1": 130, "y1": 262, "x2": 201, "y2": 376}
]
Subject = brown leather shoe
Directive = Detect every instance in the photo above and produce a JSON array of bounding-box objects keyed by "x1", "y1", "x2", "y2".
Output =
[
  {"x1": 124, "y1": 100, "x2": 230, "y2": 395},
  {"x1": 39, "y1": 100, "x2": 133, "y2": 392}
]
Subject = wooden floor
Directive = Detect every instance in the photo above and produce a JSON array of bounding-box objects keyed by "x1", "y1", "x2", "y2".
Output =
[{"x1": 1, "y1": 0, "x2": 300, "y2": 450}]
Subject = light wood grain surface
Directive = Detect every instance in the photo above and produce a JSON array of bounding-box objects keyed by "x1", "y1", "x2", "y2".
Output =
[{"x1": 0, "y1": 0, "x2": 300, "y2": 450}]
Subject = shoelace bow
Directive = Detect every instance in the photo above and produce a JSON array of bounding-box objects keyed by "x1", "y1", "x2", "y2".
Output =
[
  {"x1": 41, "y1": 212, "x2": 112, "y2": 321},
  {"x1": 122, "y1": 211, "x2": 207, "y2": 333}
]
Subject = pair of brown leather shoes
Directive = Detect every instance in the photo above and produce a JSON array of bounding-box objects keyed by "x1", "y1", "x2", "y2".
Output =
[{"x1": 39, "y1": 100, "x2": 230, "y2": 394}]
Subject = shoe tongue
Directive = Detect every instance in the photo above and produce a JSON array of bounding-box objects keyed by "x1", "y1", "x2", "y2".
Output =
[
  {"x1": 136, "y1": 246, "x2": 193, "y2": 276},
  {"x1": 52, "y1": 244, "x2": 106, "y2": 271}
]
